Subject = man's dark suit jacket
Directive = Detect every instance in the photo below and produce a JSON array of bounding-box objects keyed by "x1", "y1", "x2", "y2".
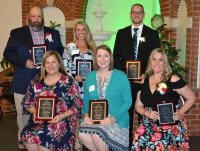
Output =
[
  {"x1": 4, "y1": 26, "x2": 64, "y2": 94},
  {"x1": 113, "y1": 25, "x2": 160, "y2": 74}
]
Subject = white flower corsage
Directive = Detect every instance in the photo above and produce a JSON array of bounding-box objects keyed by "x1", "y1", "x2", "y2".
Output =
[
  {"x1": 157, "y1": 83, "x2": 167, "y2": 95},
  {"x1": 45, "y1": 33, "x2": 54, "y2": 42},
  {"x1": 139, "y1": 37, "x2": 146, "y2": 43}
]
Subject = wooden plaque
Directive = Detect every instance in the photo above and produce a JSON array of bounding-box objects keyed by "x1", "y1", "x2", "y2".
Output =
[
  {"x1": 157, "y1": 101, "x2": 177, "y2": 125},
  {"x1": 35, "y1": 96, "x2": 56, "y2": 121},
  {"x1": 126, "y1": 60, "x2": 141, "y2": 80},
  {"x1": 31, "y1": 45, "x2": 47, "y2": 66},
  {"x1": 76, "y1": 59, "x2": 93, "y2": 79},
  {"x1": 89, "y1": 99, "x2": 108, "y2": 124}
]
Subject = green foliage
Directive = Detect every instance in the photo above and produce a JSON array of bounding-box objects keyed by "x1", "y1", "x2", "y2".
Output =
[
  {"x1": 49, "y1": 20, "x2": 61, "y2": 29},
  {"x1": 151, "y1": 14, "x2": 187, "y2": 78},
  {"x1": 0, "y1": 57, "x2": 12, "y2": 69}
]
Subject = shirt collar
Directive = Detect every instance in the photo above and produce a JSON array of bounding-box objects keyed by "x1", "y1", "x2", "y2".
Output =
[
  {"x1": 131, "y1": 24, "x2": 143, "y2": 37},
  {"x1": 131, "y1": 24, "x2": 143, "y2": 31}
]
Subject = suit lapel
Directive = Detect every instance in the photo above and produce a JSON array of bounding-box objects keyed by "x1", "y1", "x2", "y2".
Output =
[
  {"x1": 137, "y1": 25, "x2": 147, "y2": 56},
  {"x1": 44, "y1": 27, "x2": 49, "y2": 46},
  {"x1": 24, "y1": 26, "x2": 33, "y2": 46},
  {"x1": 127, "y1": 26, "x2": 134, "y2": 55}
]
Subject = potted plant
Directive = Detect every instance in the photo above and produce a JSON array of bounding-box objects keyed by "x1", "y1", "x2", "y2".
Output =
[
  {"x1": 151, "y1": 14, "x2": 187, "y2": 78},
  {"x1": 0, "y1": 57, "x2": 12, "y2": 70}
]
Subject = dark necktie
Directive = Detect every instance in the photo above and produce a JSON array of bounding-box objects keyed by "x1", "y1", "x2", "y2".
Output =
[{"x1": 133, "y1": 28, "x2": 139, "y2": 60}]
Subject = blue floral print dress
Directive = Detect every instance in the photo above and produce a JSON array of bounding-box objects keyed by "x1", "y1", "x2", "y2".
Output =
[
  {"x1": 20, "y1": 74, "x2": 83, "y2": 151},
  {"x1": 62, "y1": 43, "x2": 93, "y2": 99},
  {"x1": 132, "y1": 76, "x2": 189, "y2": 151}
]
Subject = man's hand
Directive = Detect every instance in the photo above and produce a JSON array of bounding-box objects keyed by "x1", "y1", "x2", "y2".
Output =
[
  {"x1": 134, "y1": 74, "x2": 145, "y2": 84},
  {"x1": 26, "y1": 59, "x2": 36, "y2": 69}
]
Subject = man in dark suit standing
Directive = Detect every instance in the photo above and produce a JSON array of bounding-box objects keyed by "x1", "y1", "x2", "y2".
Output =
[
  {"x1": 3, "y1": 6, "x2": 63, "y2": 143},
  {"x1": 113, "y1": 3, "x2": 160, "y2": 147}
]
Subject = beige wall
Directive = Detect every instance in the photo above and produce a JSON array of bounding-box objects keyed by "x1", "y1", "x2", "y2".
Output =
[{"x1": 0, "y1": 0, "x2": 22, "y2": 70}]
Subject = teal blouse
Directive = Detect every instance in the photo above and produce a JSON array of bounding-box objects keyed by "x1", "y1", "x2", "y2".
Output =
[{"x1": 83, "y1": 69, "x2": 132, "y2": 128}]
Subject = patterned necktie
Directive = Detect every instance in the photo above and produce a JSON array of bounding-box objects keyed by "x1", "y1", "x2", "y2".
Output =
[{"x1": 133, "y1": 28, "x2": 139, "y2": 60}]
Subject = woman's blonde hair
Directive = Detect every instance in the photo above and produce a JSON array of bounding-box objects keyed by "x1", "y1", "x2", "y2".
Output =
[
  {"x1": 93, "y1": 45, "x2": 114, "y2": 71},
  {"x1": 73, "y1": 21, "x2": 96, "y2": 52},
  {"x1": 145, "y1": 48, "x2": 172, "y2": 83},
  {"x1": 40, "y1": 51, "x2": 67, "y2": 81}
]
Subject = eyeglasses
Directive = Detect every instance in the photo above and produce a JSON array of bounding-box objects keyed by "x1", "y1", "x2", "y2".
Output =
[{"x1": 131, "y1": 11, "x2": 144, "y2": 15}]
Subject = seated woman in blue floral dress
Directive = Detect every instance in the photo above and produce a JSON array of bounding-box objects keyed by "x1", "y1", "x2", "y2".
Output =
[
  {"x1": 131, "y1": 48, "x2": 196, "y2": 151},
  {"x1": 20, "y1": 51, "x2": 83, "y2": 151}
]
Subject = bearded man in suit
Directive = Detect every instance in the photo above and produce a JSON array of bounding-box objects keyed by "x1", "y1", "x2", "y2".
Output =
[
  {"x1": 113, "y1": 3, "x2": 160, "y2": 148},
  {"x1": 3, "y1": 6, "x2": 63, "y2": 145}
]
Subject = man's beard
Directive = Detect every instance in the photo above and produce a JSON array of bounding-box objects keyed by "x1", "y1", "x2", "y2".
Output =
[{"x1": 28, "y1": 19, "x2": 44, "y2": 32}]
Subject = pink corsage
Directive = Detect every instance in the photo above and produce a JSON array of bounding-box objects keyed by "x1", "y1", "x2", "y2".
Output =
[
  {"x1": 157, "y1": 83, "x2": 167, "y2": 95},
  {"x1": 34, "y1": 83, "x2": 42, "y2": 93},
  {"x1": 45, "y1": 33, "x2": 54, "y2": 42}
]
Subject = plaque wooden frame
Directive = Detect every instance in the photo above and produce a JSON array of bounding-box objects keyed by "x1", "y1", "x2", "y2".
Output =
[
  {"x1": 156, "y1": 101, "x2": 177, "y2": 125},
  {"x1": 89, "y1": 99, "x2": 108, "y2": 124},
  {"x1": 35, "y1": 96, "x2": 56, "y2": 121},
  {"x1": 76, "y1": 59, "x2": 93, "y2": 79},
  {"x1": 125, "y1": 60, "x2": 141, "y2": 80},
  {"x1": 31, "y1": 44, "x2": 47, "y2": 66}
]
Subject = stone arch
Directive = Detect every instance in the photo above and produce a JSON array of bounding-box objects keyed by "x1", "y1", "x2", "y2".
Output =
[{"x1": 53, "y1": 0, "x2": 74, "y2": 21}]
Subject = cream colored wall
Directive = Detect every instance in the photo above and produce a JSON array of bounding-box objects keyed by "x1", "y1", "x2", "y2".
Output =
[
  {"x1": 0, "y1": 0, "x2": 22, "y2": 70},
  {"x1": 43, "y1": 7, "x2": 66, "y2": 46},
  {"x1": 177, "y1": 0, "x2": 187, "y2": 66}
]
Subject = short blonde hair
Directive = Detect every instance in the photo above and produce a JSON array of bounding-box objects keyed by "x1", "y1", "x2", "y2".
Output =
[
  {"x1": 93, "y1": 45, "x2": 114, "y2": 71},
  {"x1": 40, "y1": 51, "x2": 67, "y2": 81},
  {"x1": 145, "y1": 48, "x2": 172, "y2": 83}
]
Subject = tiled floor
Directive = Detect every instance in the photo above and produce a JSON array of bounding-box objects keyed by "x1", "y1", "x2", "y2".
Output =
[{"x1": 0, "y1": 111, "x2": 199, "y2": 151}]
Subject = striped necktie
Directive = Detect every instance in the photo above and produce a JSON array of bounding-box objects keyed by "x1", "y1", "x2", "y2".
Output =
[{"x1": 133, "y1": 28, "x2": 139, "y2": 60}]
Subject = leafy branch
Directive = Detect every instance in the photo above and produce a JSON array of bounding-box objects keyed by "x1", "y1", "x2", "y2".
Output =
[
  {"x1": 151, "y1": 14, "x2": 187, "y2": 78},
  {"x1": 49, "y1": 20, "x2": 61, "y2": 29}
]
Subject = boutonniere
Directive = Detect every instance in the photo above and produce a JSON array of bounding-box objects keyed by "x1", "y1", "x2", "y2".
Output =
[
  {"x1": 139, "y1": 37, "x2": 146, "y2": 43},
  {"x1": 157, "y1": 83, "x2": 167, "y2": 95},
  {"x1": 45, "y1": 33, "x2": 54, "y2": 42},
  {"x1": 34, "y1": 83, "x2": 42, "y2": 93}
]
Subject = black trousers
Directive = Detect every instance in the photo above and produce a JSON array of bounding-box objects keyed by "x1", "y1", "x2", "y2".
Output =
[{"x1": 129, "y1": 82, "x2": 141, "y2": 149}]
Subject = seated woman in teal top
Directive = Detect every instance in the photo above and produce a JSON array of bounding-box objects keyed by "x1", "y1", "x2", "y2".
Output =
[{"x1": 78, "y1": 45, "x2": 132, "y2": 151}]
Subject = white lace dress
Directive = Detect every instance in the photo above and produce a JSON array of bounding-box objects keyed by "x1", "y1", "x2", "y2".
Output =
[{"x1": 62, "y1": 43, "x2": 93, "y2": 99}]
